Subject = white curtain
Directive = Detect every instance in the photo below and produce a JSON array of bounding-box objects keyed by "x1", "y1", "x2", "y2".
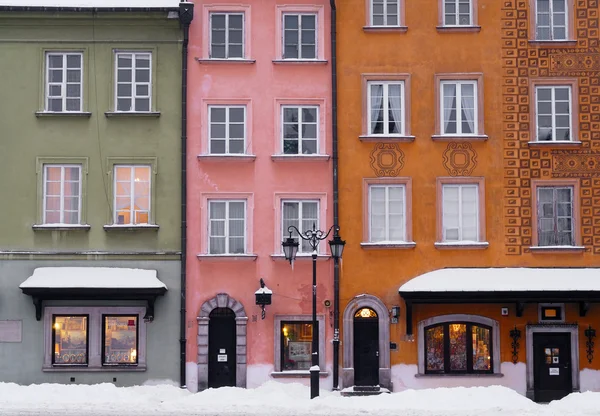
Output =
[
  {"x1": 370, "y1": 187, "x2": 386, "y2": 242},
  {"x1": 460, "y1": 84, "x2": 475, "y2": 134},
  {"x1": 301, "y1": 202, "x2": 318, "y2": 252},
  {"x1": 388, "y1": 84, "x2": 403, "y2": 134},
  {"x1": 228, "y1": 201, "x2": 245, "y2": 254},
  {"x1": 209, "y1": 201, "x2": 226, "y2": 254},
  {"x1": 370, "y1": 84, "x2": 384, "y2": 134},
  {"x1": 443, "y1": 84, "x2": 457, "y2": 134},
  {"x1": 388, "y1": 186, "x2": 405, "y2": 241},
  {"x1": 442, "y1": 185, "x2": 459, "y2": 240}
]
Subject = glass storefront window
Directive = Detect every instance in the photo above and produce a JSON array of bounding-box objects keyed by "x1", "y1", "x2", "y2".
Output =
[
  {"x1": 280, "y1": 321, "x2": 315, "y2": 371},
  {"x1": 52, "y1": 315, "x2": 88, "y2": 365},
  {"x1": 103, "y1": 316, "x2": 138, "y2": 365}
]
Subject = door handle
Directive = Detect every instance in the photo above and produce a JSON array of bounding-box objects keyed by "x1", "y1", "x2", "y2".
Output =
[{"x1": 375, "y1": 351, "x2": 379, "y2": 357}]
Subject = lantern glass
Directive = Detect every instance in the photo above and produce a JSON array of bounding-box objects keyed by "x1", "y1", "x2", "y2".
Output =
[
  {"x1": 329, "y1": 235, "x2": 346, "y2": 259},
  {"x1": 282, "y1": 237, "x2": 299, "y2": 263}
]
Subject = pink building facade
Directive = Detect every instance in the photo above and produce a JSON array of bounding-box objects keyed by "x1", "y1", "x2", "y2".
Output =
[{"x1": 185, "y1": 0, "x2": 334, "y2": 392}]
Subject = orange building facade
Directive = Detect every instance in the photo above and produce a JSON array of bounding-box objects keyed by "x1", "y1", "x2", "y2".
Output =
[{"x1": 337, "y1": 0, "x2": 600, "y2": 402}]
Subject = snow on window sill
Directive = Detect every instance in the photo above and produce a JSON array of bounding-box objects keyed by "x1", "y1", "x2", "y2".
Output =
[
  {"x1": 196, "y1": 254, "x2": 258, "y2": 261},
  {"x1": 105, "y1": 111, "x2": 160, "y2": 118},
  {"x1": 434, "y1": 241, "x2": 489, "y2": 250},
  {"x1": 33, "y1": 224, "x2": 91, "y2": 231},
  {"x1": 431, "y1": 134, "x2": 488, "y2": 141},
  {"x1": 415, "y1": 372, "x2": 503, "y2": 378},
  {"x1": 362, "y1": 25, "x2": 408, "y2": 33},
  {"x1": 529, "y1": 245, "x2": 585, "y2": 253},
  {"x1": 35, "y1": 111, "x2": 91, "y2": 117},
  {"x1": 271, "y1": 154, "x2": 331, "y2": 161},
  {"x1": 528, "y1": 40, "x2": 577, "y2": 46},
  {"x1": 43, "y1": 365, "x2": 146, "y2": 372},
  {"x1": 270, "y1": 253, "x2": 330, "y2": 261},
  {"x1": 270, "y1": 371, "x2": 329, "y2": 378},
  {"x1": 360, "y1": 242, "x2": 416, "y2": 249},
  {"x1": 527, "y1": 141, "x2": 582, "y2": 147},
  {"x1": 103, "y1": 224, "x2": 159, "y2": 231},
  {"x1": 436, "y1": 25, "x2": 481, "y2": 33},
  {"x1": 197, "y1": 154, "x2": 256, "y2": 162},
  {"x1": 272, "y1": 59, "x2": 328, "y2": 65},
  {"x1": 359, "y1": 134, "x2": 415, "y2": 142},
  {"x1": 195, "y1": 58, "x2": 256, "y2": 64}
]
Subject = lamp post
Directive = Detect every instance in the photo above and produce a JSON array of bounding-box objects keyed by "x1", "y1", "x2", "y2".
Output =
[{"x1": 282, "y1": 223, "x2": 345, "y2": 399}]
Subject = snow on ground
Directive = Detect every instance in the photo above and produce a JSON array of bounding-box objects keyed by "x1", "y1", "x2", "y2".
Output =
[{"x1": 0, "y1": 381, "x2": 599, "y2": 416}]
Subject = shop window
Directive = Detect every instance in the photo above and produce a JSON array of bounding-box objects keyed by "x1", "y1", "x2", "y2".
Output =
[
  {"x1": 280, "y1": 321, "x2": 315, "y2": 371},
  {"x1": 102, "y1": 316, "x2": 139, "y2": 365},
  {"x1": 52, "y1": 315, "x2": 88, "y2": 365}
]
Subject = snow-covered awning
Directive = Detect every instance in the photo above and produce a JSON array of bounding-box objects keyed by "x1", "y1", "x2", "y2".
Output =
[
  {"x1": 20, "y1": 267, "x2": 167, "y2": 321},
  {"x1": 0, "y1": 1, "x2": 183, "y2": 11},
  {"x1": 399, "y1": 268, "x2": 600, "y2": 335}
]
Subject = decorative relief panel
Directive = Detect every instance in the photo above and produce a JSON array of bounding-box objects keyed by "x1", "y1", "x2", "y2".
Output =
[
  {"x1": 369, "y1": 143, "x2": 405, "y2": 177},
  {"x1": 442, "y1": 142, "x2": 478, "y2": 176},
  {"x1": 502, "y1": 0, "x2": 600, "y2": 255}
]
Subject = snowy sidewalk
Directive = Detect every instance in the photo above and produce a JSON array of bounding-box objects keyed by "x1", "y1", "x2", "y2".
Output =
[{"x1": 2, "y1": 381, "x2": 600, "y2": 416}]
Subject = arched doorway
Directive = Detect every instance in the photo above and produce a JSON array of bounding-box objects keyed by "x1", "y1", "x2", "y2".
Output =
[
  {"x1": 208, "y1": 308, "x2": 236, "y2": 388},
  {"x1": 353, "y1": 307, "x2": 379, "y2": 386}
]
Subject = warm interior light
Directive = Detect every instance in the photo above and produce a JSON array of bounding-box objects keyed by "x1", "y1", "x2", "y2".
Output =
[
  {"x1": 452, "y1": 324, "x2": 462, "y2": 332},
  {"x1": 282, "y1": 326, "x2": 288, "y2": 337},
  {"x1": 53, "y1": 323, "x2": 60, "y2": 330},
  {"x1": 130, "y1": 349, "x2": 137, "y2": 362}
]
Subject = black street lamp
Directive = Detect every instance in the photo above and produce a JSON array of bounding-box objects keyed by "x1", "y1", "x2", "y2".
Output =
[{"x1": 282, "y1": 223, "x2": 345, "y2": 399}]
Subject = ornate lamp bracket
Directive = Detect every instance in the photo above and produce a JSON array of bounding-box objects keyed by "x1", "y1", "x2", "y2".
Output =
[
  {"x1": 509, "y1": 325, "x2": 521, "y2": 364},
  {"x1": 585, "y1": 325, "x2": 596, "y2": 364}
]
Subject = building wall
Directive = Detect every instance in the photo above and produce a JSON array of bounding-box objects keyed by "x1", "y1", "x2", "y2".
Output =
[{"x1": 185, "y1": 0, "x2": 334, "y2": 391}]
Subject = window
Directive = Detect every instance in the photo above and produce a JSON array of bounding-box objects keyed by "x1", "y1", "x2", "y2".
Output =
[
  {"x1": 282, "y1": 201, "x2": 319, "y2": 254},
  {"x1": 535, "y1": 0, "x2": 568, "y2": 40},
  {"x1": 282, "y1": 106, "x2": 318, "y2": 154},
  {"x1": 369, "y1": 185, "x2": 406, "y2": 242},
  {"x1": 43, "y1": 165, "x2": 81, "y2": 225},
  {"x1": 210, "y1": 13, "x2": 244, "y2": 59},
  {"x1": 52, "y1": 315, "x2": 88, "y2": 365},
  {"x1": 442, "y1": 184, "x2": 479, "y2": 242},
  {"x1": 209, "y1": 200, "x2": 246, "y2": 254},
  {"x1": 103, "y1": 316, "x2": 138, "y2": 365},
  {"x1": 443, "y1": 0, "x2": 472, "y2": 26},
  {"x1": 45, "y1": 52, "x2": 82, "y2": 112},
  {"x1": 115, "y1": 52, "x2": 151, "y2": 112},
  {"x1": 424, "y1": 321, "x2": 493, "y2": 374},
  {"x1": 440, "y1": 80, "x2": 477, "y2": 136},
  {"x1": 368, "y1": 81, "x2": 404, "y2": 136},
  {"x1": 209, "y1": 106, "x2": 246, "y2": 154},
  {"x1": 537, "y1": 186, "x2": 574, "y2": 246},
  {"x1": 113, "y1": 165, "x2": 151, "y2": 225},
  {"x1": 370, "y1": 0, "x2": 400, "y2": 26},
  {"x1": 283, "y1": 14, "x2": 317, "y2": 59},
  {"x1": 535, "y1": 86, "x2": 571, "y2": 141},
  {"x1": 280, "y1": 321, "x2": 315, "y2": 370}
]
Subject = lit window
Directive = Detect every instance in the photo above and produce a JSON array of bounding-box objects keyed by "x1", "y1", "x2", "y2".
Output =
[
  {"x1": 280, "y1": 321, "x2": 315, "y2": 371},
  {"x1": 45, "y1": 52, "x2": 83, "y2": 112},
  {"x1": 52, "y1": 315, "x2": 88, "y2": 365},
  {"x1": 103, "y1": 316, "x2": 138, "y2": 365},
  {"x1": 115, "y1": 51, "x2": 152, "y2": 112},
  {"x1": 113, "y1": 165, "x2": 151, "y2": 225},
  {"x1": 43, "y1": 165, "x2": 82, "y2": 225},
  {"x1": 283, "y1": 14, "x2": 317, "y2": 59}
]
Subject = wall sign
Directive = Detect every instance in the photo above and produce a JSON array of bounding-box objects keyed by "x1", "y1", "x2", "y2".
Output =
[
  {"x1": 550, "y1": 368, "x2": 559, "y2": 376},
  {"x1": 0, "y1": 320, "x2": 22, "y2": 343},
  {"x1": 217, "y1": 354, "x2": 227, "y2": 362}
]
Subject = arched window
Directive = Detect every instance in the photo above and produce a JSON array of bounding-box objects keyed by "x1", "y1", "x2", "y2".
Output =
[{"x1": 422, "y1": 316, "x2": 496, "y2": 375}]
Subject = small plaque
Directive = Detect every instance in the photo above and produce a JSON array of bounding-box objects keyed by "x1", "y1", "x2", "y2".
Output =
[
  {"x1": 553, "y1": 356, "x2": 559, "y2": 364},
  {"x1": 0, "y1": 320, "x2": 22, "y2": 343},
  {"x1": 217, "y1": 354, "x2": 227, "y2": 362},
  {"x1": 219, "y1": 349, "x2": 226, "y2": 354},
  {"x1": 550, "y1": 368, "x2": 559, "y2": 376},
  {"x1": 391, "y1": 317, "x2": 398, "y2": 324}
]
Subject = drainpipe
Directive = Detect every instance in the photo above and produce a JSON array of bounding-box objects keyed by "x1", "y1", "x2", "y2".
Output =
[
  {"x1": 329, "y1": 0, "x2": 341, "y2": 391},
  {"x1": 178, "y1": 1, "x2": 194, "y2": 389}
]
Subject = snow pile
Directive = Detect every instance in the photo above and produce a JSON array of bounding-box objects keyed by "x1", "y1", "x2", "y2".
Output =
[{"x1": 0, "y1": 0, "x2": 181, "y2": 8}]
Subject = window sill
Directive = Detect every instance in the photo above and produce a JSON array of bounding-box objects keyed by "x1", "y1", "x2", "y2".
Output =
[
  {"x1": 362, "y1": 25, "x2": 408, "y2": 33},
  {"x1": 270, "y1": 371, "x2": 329, "y2": 378},
  {"x1": 436, "y1": 25, "x2": 481, "y2": 33},
  {"x1": 196, "y1": 254, "x2": 258, "y2": 261},
  {"x1": 360, "y1": 242, "x2": 416, "y2": 249},
  {"x1": 415, "y1": 372, "x2": 502, "y2": 378},
  {"x1": 197, "y1": 154, "x2": 256, "y2": 162},
  {"x1": 105, "y1": 112, "x2": 161, "y2": 118},
  {"x1": 528, "y1": 40, "x2": 577, "y2": 47},
  {"x1": 431, "y1": 134, "x2": 488, "y2": 141},
  {"x1": 195, "y1": 58, "x2": 256, "y2": 64},
  {"x1": 103, "y1": 224, "x2": 159, "y2": 231},
  {"x1": 270, "y1": 254, "x2": 330, "y2": 261},
  {"x1": 271, "y1": 154, "x2": 330, "y2": 161},
  {"x1": 43, "y1": 365, "x2": 146, "y2": 372},
  {"x1": 528, "y1": 141, "x2": 582, "y2": 148},
  {"x1": 434, "y1": 241, "x2": 489, "y2": 250},
  {"x1": 529, "y1": 245, "x2": 585, "y2": 253},
  {"x1": 359, "y1": 135, "x2": 415, "y2": 142},
  {"x1": 35, "y1": 111, "x2": 92, "y2": 118},
  {"x1": 272, "y1": 59, "x2": 328, "y2": 65},
  {"x1": 32, "y1": 224, "x2": 91, "y2": 231}
]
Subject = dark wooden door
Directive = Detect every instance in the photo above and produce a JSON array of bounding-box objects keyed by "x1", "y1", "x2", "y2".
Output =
[
  {"x1": 533, "y1": 332, "x2": 572, "y2": 402},
  {"x1": 354, "y1": 314, "x2": 379, "y2": 386},
  {"x1": 208, "y1": 308, "x2": 236, "y2": 388}
]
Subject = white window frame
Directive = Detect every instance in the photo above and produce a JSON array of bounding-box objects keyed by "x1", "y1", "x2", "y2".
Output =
[
  {"x1": 368, "y1": 184, "x2": 406, "y2": 242},
  {"x1": 208, "y1": 200, "x2": 247, "y2": 255},
  {"x1": 282, "y1": 13, "x2": 318, "y2": 60},
  {"x1": 45, "y1": 52, "x2": 83, "y2": 112},
  {"x1": 370, "y1": 0, "x2": 401, "y2": 26},
  {"x1": 368, "y1": 81, "x2": 405, "y2": 136},
  {"x1": 42, "y1": 164, "x2": 82, "y2": 225},
  {"x1": 209, "y1": 12, "x2": 245, "y2": 59},
  {"x1": 208, "y1": 105, "x2": 247, "y2": 154},
  {"x1": 281, "y1": 105, "x2": 319, "y2": 155},
  {"x1": 443, "y1": 0, "x2": 473, "y2": 26},
  {"x1": 535, "y1": 0, "x2": 568, "y2": 41},
  {"x1": 442, "y1": 184, "x2": 479, "y2": 242},
  {"x1": 112, "y1": 165, "x2": 152, "y2": 225},
  {"x1": 114, "y1": 51, "x2": 152, "y2": 112},
  {"x1": 536, "y1": 186, "x2": 574, "y2": 246},
  {"x1": 281, "y1": 200, "x2": 320, "y2": 254},
  {"x1": 440, "y1": 80, "x2": 478, "y2": 136},
  {"x1": 535, "y1": 85, "x2": 572, "y2": 142}
]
